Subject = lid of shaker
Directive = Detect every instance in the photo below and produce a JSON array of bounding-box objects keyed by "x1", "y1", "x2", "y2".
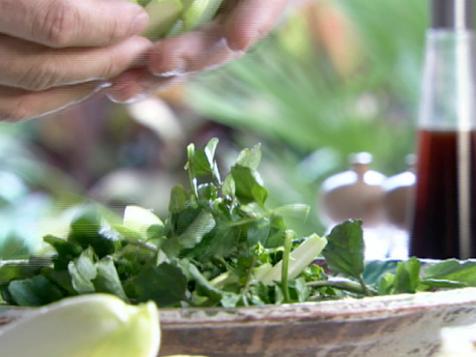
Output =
[{"x1": 431, "y1": 0, "x2": 474, "y2": 30}]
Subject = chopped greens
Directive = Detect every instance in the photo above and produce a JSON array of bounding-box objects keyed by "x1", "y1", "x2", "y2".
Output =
[{"x1": 1, "y1": 139, "x2": 476, "y2": 308}]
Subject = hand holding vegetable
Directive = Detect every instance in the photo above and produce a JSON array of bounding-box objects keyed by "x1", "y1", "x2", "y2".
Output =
[
  {"x1": 107, "y1": 0, "x2": 290, "y2": 102},
  {"x1": 0, "y1": 0, "x2": 151, "y2": 121}
]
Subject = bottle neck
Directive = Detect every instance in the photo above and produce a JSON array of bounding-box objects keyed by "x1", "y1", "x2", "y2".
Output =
[{"x1": 419, "y1": 29, "x2": 476, "y2": 130}]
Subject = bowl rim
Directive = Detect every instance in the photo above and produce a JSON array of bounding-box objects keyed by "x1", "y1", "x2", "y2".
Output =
[
  {"x1": 1, "y1": 287, "x2": 476, "y2": 327},
  {"x1": 158, "y1": 287, "x2": 476, "y2": 326}
]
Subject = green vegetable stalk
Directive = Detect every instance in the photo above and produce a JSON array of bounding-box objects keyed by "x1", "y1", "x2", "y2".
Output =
[{"x1": 132, "y1": 0, "x2": 225, "y2": 40}]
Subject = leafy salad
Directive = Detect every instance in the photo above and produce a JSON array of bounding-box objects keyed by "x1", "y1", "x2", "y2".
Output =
[{"x1": 1, "y1": 138, "x2": 476, "y2": 308}]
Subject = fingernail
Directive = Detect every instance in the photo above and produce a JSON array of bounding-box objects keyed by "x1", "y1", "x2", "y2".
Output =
[
  {"x1": 106, "y1": 90, "x2": 148, "y2": 104},
  {"x1": 156, "y1": 67, "x2": 186, "y2": 78},
  {"x1": 131, "y1": 11, "x2": 150, "y2": 34}
]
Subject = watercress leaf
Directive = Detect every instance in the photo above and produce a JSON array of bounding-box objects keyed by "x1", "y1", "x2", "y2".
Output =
[
  {"x1": 186, "y1": 139, "x2": 218, "y2": 179},
  {"x1": 247, "y1": 218, "x2": 270, "y2": 246},
  {"x1": 222, "y1": 174, "x2": 235, "y2": 197},
  {"x1": 220, "y1": 292, "x2": 241, "y2": 308},
  {"x1": 7, "y1": 275, "x2": 63, "y2": 306},
  {"x1": 363, "y1": 260, "x2": 400, "y2": 285},
  {"x1": 291, "y1": 277, "x2": 310, "y2": 303},
  {"x1": 147, "y1": 224, "x2": 165, "y2": 241},
  {"x1": 171, "y1": 206, "x2": 201, "y2": 236},
  {"x1": 323, "y1": 220, "x2": 365, "y2": 280},
  {"x1": 264, "y1": 215, "x2": 286, "y2": 248},
  {"x1": 41, "y1": 268, "x2": 76, "y2": 295},
  {"x1": 205, "y1": 138, "x2": 219, "y2": 162},
  {"x1": 178, "y1": 211, "x2": 216, "y2": 249},
  {"x1": 169, "y1": 185, "x2": 188, "y2": 214},
  {"x1": 125, "y1": 262, "x2": 187, "y2": 307},
  {"x1": 180, "y1": 260, "x2": 222, "y2": 301},
  {"x1": 68, "y1": 248, "x2": 97, "y2": 294},
  {"x1": 93, "y1": 257, "x2": 128, "y2": 300},
  {"x1": 44, "y1": 235, "x2": 82, "y2": 270},
  {"x1": 0, "y1": 259, "x2": 46, "y2": 285},
  {"x1": 187, "y1": 223, "x2": 240, "y2": 260},
  {"x1": 420, "y1": 278, "x2": 467, "y2": 289},
  {"x1": 377, "y1": 273, "x2": 395, "y2": 295},
  {"x1": 393, "y1": 257, "x2": 420, "y2": 294},
  {"x1": 231, "y1": 165, "x2": 268, "y2": 206},
  {"x1": 114, "y1": 244, "x2": 157, "y2": 279},
  {"x1": 423, "y1": 259, "x2": 476, "y2": 286},
  {"x1": 197, "y1": 183, "x2": 218, "y2": 201},
  {"x1": 68, "y1": 212, "x2": 117, "y2": 258},
  {"x1": 235, "y1": 144, "x2": 262, "y2": 170}
]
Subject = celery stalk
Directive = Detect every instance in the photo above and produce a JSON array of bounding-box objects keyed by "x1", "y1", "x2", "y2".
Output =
[
  {"x1": 132, "y1": 0, "x2": 224, "y2": 40},
  {"x1": 257, "y1": 234, "x2": 328, "y2": 286}
]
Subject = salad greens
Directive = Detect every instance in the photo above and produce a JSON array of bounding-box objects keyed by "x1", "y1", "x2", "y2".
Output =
[{"x1": 1, "y1": 138, "x2": 476, "y2": 308}]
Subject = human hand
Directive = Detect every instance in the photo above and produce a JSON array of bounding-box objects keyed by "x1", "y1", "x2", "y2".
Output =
[
  {"x1": 106, "y1": 0, "x2": 289, "y2": 103},
  {"x1": 0, "y1": 0, "x2": 152, "y2": 121}
]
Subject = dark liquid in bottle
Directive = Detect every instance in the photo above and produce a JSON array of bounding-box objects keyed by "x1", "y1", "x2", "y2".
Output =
[{"x1": 410, "y1": 129, "x2": 476, "y2": 258}]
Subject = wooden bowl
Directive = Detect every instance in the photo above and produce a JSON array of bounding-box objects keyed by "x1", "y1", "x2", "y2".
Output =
[
  {"x1": 1, "y1": 288, "x2": 476, "y2": 357},
  {"x1": 158, "y1": 288, "x2": 476, "y2": 357}
]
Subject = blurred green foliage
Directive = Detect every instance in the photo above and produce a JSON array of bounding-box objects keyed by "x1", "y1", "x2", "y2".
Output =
[
  {"x1": 186, "y1": 0, "x2": 427, "y2": 232},
  {"x1": 0, "y1": 0, "x2": 429, "y2": 250}
]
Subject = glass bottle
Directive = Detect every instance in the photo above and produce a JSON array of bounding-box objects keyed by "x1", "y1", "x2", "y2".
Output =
[{"x1": 409, "y1": 0, "x2": 476, "y2": 258}]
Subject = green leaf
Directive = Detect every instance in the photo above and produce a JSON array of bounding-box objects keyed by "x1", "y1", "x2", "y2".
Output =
[
  {"x1": 42, "y1": 268, "x2": 76, "y2": 295},
  {"x1": 377, "y1": 272, "x2": 395, "y2": 295},
  {"x1": 180, "y1": 260, "x2": 222, "y2": 302},
  {"x1": 185, "y1": 138, "x2": 220, "y2": 181},
  {"x1": 177, "y1": 211, "x2": 216, "y2": 249},
  {"x1": 68, "y1": 248, "x2": 97, "y2": 294},
  {"x1": 222, "y1": 174, "x2": 235, "y2": 197},
  {"x1": 204, "y1": 137, "x2": 219, "y2": 166},
  {"x1": 323, "y1": 220, "x2": 365, "y2": 280},
  {"x1": 220, "y1": 292, "x2": 241, "y2": 308},
  {"x1": 44, "y1": 235, "x2": 82, "y2": 270},
  {"x1": 125, "y1": 263, "x2": 187, "y2": 307},
  {"x1": 187, "y1": 223, "x2": 240, "y2": 259},
  {"x1": 393, "y1": 257, "x2": 420, "y2": 294},
  {"x1": 363, "y1": 260, "x2": 399, "y2": 285},
  {"x1": 68, "y1": 212, "x2": 117, "y2": 258},
  {"x1": 0, "y1": 259, "x2": 47, "y2": 285},
  {"x1": 235, "y1": 144, "x2": 262, "y2": 170},
  {"x1": 168, "y1": 185, "x2": 188, "y2": 214},
  {"x1": 93, "y1": 257, "x2": 128, "y2": 300},
  {"x1": 247, "y1": 218, "x2": 271, "y2": 246},
  {"x1": 7, "y1": 276, "x2": 63, "y2": 306},
  {"x1": 423, "y1": 259, "x2": 476, "y2": 286},
  {"x1": 420, "y1": 278, "x2": 467, "y2": 289},
  {"x1": 264, "y1": 215, "x2": 287, "y2": 248},
  {"x1": 231, "y1": 165, "x2": 268, "y2": 206},
  {"x1": 290, "y1": 277, "x2": 310, "y2": 303}
]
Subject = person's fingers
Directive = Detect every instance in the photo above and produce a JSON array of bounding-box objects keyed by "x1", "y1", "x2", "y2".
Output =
[
  {"x1": 224, "y1": 0, "x2": 289, "y2": 51},
  {"x1": 147, "y1": 24, "x2": 242, "y2": 76},
  {"x1": 0, "y1": 82, "x2": 103, "y2": 122},
  {"x1": 0, "y1": 35, "x2": 151, "y2": 91},
  {"x1": 105, "y1": 68, "x2": 178, "y2": 103},
  {"x1": 0, "y1": 0, "x2": 149, "y2": 48}
]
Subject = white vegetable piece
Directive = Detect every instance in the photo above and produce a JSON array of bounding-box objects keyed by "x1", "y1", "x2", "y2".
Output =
[
  {"x1": 123, "y1": 205, "x2": 164, "y2": 237},
  {"x1": 258, "y1": 234, "x2": 328, "y2": 286},
  {"x1": 0, "y1": 294, "x2": 160, "y2": 357}
]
